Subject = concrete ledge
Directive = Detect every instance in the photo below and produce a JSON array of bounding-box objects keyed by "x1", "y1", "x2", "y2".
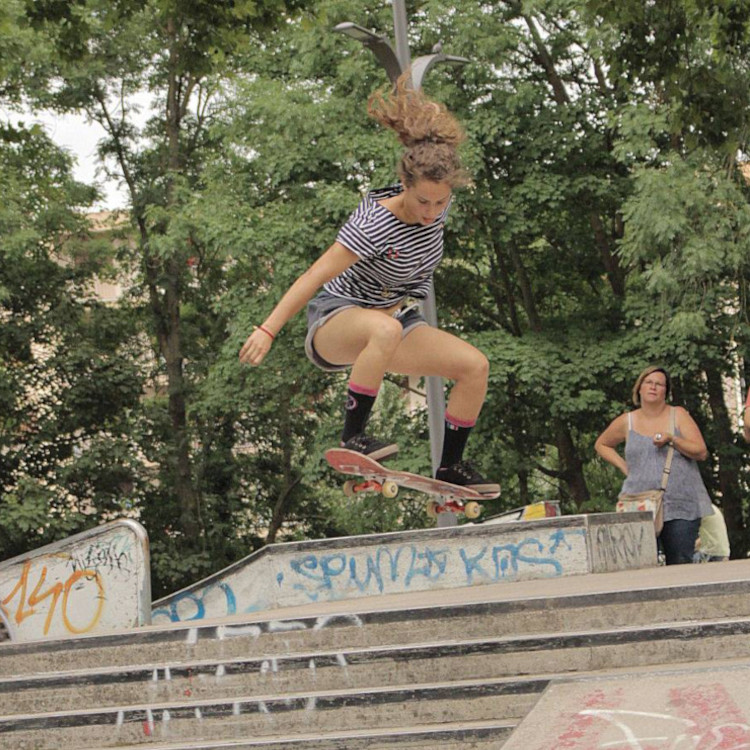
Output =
[
  {"x1": 4, "y1": 568, "x2": 750, "y2": 677},
  {"x1": 584, "y1": 512, "x2": 658, "y2": 573},
  {"x1": 0, "y1": 520, "x2": 150, "y2": 643},
  {"x1": 153, "y1": 513, "x2": 657, "y2": 625}
]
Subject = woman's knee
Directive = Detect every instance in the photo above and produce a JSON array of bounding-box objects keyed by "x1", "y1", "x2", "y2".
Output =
[
  {"x1": 461, "y1": 348, "x2": 490, "y2": 384},
  {"x1": 367, "y1": 315, "x2": 403, "y2": 353}
]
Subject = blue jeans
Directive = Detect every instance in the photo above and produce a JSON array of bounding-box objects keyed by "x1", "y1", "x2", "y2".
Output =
[{"x1": 659, "y1": 518, "x2": 701, "y2": 565}]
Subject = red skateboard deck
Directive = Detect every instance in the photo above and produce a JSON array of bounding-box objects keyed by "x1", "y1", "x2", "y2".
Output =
[{"x1": 325, "y1": 448, "x2": 499, "y2": 519}]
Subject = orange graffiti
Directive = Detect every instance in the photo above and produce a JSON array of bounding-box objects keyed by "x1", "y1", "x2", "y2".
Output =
[
  {"x1": 62, "y1": 569, "x2": 105, "y2": 634},
  {"x1": 1, "y1": 560, "x2": 105, "y2": 636}
]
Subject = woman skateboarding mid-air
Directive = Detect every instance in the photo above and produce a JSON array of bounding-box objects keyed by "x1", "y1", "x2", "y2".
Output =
[{"x1": 239, "y1": 73, "x2": 498, "y2": 495}]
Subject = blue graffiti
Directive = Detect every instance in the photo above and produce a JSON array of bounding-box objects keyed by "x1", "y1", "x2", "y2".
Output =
[
  {"x1": 460, "y1": 529, "x2": 587, "y2": 583},
  {"x1": 152, "y1": 527, "x2": 591, "y2": 623},
  {"x1": 288, "y1": 545, "x2": 451, "y2": 601},
  {"x1": 287, "y1": 530, "x2": 582, "y2": 601},
  {"x1": 459, "y1": 546, "x2": 491, "y2": 582},
  {"x1": 151, "y1": 581, "x2": 237, "y2": 623},
  {"x1": 549, "y1": 527, "x2": 585, "y2": 554}
]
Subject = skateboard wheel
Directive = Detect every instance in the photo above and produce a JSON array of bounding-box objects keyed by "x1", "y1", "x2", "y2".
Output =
[
  {"x1": 426, "y1": 500, "x2": 440, "y2": 519},
  {"x1": 343, "y1": 480, "x2": 357, "y2": 498},
  {"x1": 381, "y1": 480, "x2": 399, "y2": 499},
  {"x1": 464, "y1": 501, "x2": 481, "y2": 519}
]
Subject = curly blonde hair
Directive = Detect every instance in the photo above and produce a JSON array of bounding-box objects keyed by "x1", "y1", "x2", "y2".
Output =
[{"x1": 368, "y1": 72, "x2": 469, "y2": 188}]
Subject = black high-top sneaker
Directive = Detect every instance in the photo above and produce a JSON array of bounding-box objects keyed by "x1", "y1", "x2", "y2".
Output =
[
  {"x1": 436, "y1": 460, "x2": 500, "y2": 496},
  {"x1": 341, "y1": 433, "x2": 399, "y2": 462}
]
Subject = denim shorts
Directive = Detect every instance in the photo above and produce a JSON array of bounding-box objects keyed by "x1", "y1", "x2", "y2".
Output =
[{"x1": 305, "y1": 291, "x2": 427, "y2": 372}]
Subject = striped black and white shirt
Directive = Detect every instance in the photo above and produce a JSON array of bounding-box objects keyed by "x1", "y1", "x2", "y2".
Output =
[{"x1": 325, "y1": 184, "x2": 450, "y2": 308}]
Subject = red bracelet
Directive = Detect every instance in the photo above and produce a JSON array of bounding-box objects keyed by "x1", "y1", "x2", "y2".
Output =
[{"x1": 255, "y1": 325, "x2": 275, "y2": 340}]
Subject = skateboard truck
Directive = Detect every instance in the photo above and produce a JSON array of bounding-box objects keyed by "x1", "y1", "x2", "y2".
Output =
[
  {"x1": 343, "y1": 479, "x2": 481, "y2": 519},
  {"x1": 426, "y1": 498, "x2": 481, "y2": 520},
  {"x1": 343, "y1": 478, "x2": 399, "y2": 499}
]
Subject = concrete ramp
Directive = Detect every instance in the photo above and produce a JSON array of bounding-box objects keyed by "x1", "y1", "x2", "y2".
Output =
[
  {"x1": 152, "y1": 512, "x2": 656, "y2": 625},
  {"x1": 503, "y1": 663, "x2": 750, "y2": 749},
  {"x1": 0, "y1": 520, "x2": 150, "y2": 642}
]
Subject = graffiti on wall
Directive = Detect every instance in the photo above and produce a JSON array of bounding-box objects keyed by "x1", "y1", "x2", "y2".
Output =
[
  {"x1": 153, "y1": 527, "x2": 588, "y2": 624},
  {"x1": 0, "y1": 522, "x2": 149, "y2": 642},
  {"x1": 1, "y1": 559, "x2": 104, "y2": 637},
  {"x1": 591, "y1": 522, "x2": 653, "y2": 571}
]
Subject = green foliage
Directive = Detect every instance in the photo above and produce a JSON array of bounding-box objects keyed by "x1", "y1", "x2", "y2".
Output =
[
  {"x1": 0, "y1": 121, "x2": 143, "y2": 559},
  {"x1": 5, "y1": 0, "x2": 750, "y2": 590}
]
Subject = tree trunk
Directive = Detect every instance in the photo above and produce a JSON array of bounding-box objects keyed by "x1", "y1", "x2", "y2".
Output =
[
  {"x1": 151, "y1": 18, "x2": 201, "y2": 542},
  {"x1": 490, "y1": 239, "x2": 522, "y2": 336},
  {"x1": 507, "y1": 240, "x2": 543, "y2": 333},
  {"x1": 524, "y1": 11, "x2": 626, "y2": 300},
  {"x1": 267, "y1": 390, "x2": 300, "y2": 544},
  {"x1": 517, "y1": 468, "x2": 530, "y2": 505},
  {"x1": 555, "y1": 419, "x2": 591, "y2": 509},
  {"x1": 589, "y1": 214, "x2": 626, "y2": 298}
]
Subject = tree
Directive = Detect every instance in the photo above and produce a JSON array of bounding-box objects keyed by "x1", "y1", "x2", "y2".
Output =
[
  {"x1": 585, "y1": 0, "x2": 750, "y2": 555},
  {"x1": 400, "y1": 0, "x2": 636, "y2": 513},
  {"x1": 0, "y1": 117, "x2": 145, "y2": 558},
  {"x1": 8, "y1": 0, "x2": 750, "y2": 583},
  {"x1": 12, "y1": 0, "x2": 324, "y2": 589}
]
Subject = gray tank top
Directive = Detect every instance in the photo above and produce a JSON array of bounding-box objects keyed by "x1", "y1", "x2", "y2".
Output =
[{"x1": 620, "y1": 408, "x2": 712, "y2": 522}]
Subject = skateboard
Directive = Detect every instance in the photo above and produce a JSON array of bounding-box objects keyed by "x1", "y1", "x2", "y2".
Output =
[{"x1": 325, "y1": 448, "x2": 500, "y2": 520}]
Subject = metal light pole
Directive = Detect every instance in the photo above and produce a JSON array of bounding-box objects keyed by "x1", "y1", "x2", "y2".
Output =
[{"x1": 335, "y1": 4, "x2": 468, "y2": 527}]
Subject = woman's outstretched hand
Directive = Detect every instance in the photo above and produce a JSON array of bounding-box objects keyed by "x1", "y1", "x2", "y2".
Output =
[{"x1": 239, "y1": 327, "x2": 274, "y2": 366}]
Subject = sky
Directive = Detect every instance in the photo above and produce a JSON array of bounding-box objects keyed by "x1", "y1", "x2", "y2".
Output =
[
  {"x1": 7, "y1": 97, "x2": 154, "y2": 211},
  {"x1": 39, "y1": 111, "x2": 126, "y2": 210}
]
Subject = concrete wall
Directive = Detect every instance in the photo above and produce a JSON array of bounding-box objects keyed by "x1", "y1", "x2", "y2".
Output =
[
  {"x1": 0, "y1": 520, "x2": 151, "y2": 642},
  {"x1": 585, "y1": 512, "x2": 658, "y2": 573},
  {"x1": 152, "y1": 513, "x2": 657, "y2": 625}
]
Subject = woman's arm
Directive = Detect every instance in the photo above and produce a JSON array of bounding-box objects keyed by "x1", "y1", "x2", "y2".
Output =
[
  {"x1": 654, "y1": 406, "x2": 708, "y2": 461},
  {"x1": 239, "y1": 241, "x2": 358, "y2": 366},
  {"x1": 594, "y1": 413, "x2": 629, "y2": 476}
]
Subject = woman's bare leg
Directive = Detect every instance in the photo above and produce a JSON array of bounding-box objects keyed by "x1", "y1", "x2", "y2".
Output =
[
  {"x1": 315, "y1": 312, "x2": 492, "y2": 476},
  {"x1": 314, "y1": 311, "x2": 489, "y2": 414},
  {"x1": 313, "y1": 307, "x2": 403, "y2": 390},
  {"x1": 387, "y1": 325, "x2": 489, "y2": 422},
  {"x1": 388, "y1": 325, "x2": 496, "y2": 490},
  {"x1": 313, "y1": 307, "x2": 403, "y2": 456}
]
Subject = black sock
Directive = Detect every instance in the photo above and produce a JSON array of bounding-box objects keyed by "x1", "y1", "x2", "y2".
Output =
[
  {"x1": 341, "y1": 383, "x2": 378, "y2": 443},
  {"x1": 439, "y1": 414, "x2": 476, "y2": 468}
]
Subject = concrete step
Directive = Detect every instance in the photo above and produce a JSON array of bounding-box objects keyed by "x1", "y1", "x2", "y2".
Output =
[
  {"x1": 0, "y1": 677, "x2": 541, "y2": 750},
  {"x1": 4, "y1": 570, "x2": 750, "y2": 680},
  {"x1": 86, "y1": 718, "x2": 516, "y2": 749},
  {"x1": 4, "y1": 617, "x2": 750, "y2": 716}
]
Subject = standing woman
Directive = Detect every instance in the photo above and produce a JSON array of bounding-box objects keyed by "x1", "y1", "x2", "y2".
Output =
[
  {"x1": 239, "y1": 74, "x2": 498, "y2": 494},
  {"x1": 595, "y1": 366, "x2": 713, "y2": 564}
]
